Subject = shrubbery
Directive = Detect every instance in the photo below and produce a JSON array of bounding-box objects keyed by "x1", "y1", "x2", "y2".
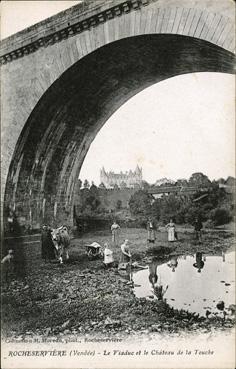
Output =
[
  {"x1": 74, "y1": 174, "x2": 234, "y2": 228},
  {"x1": 128, "y1": 186, "x2": 233, "y2": 226},
  {"x1": 210, "y1": 207, "x2": 232, "y2": 226}
]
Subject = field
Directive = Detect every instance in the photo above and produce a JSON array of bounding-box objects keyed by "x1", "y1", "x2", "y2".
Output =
[{"x1": 1, "y1": 227, "x2": 235, "y2": 339}]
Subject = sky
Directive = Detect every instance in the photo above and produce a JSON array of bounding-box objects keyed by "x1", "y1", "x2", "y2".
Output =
[
  {"x1": 1, "y1": 1, "x2": 235, "y2": 185},
  {"x1": 79, "y1": 72, "x2": 235, "y2": 184},
  {"x1": 1, "y1": 1, "x2": 81, "y2": 39}
]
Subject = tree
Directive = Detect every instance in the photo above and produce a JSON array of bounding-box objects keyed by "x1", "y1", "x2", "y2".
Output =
[
  {"x1": 141, "y1": 181, "x2": 150, "y2": 190},
  {"x1": 120, "y1": 181, "x2": 127, "y2": 189},
  {"x1": 83, "y1": 179, "x2": 90, "y2": 189},
  {"x1": 158, "y1": 194, "x2": 182, "y2": 223},
  {"x1": 90, "y1": 183, "x2": 98, "y2": 194},
  {"x1": 210, "y1": 207, "x2": 232, "y2": 226},
  {"x1": 112, "y1": 184, "x2": 119, "y2": 190},
  {"x1": 77, "y1": 179, "x2": 82, "y2": 190},
  {"x1": 188, "y1": 172, "x2": 211, "y2": 187},
  {"x1": 116, "y1": 200, "x2": 122, "y2": 210},
  {"x1": 129, "y1": 190, "x2": 152, "y2": 216},
  {"x1": 175, "y1": 179, "x2": 188, "y2": 187},
  {"x1": 99, "y1": 182, "x2": 106, "y2": 189},
  {"x1": 85, "y1": 196, "x2": 100, "y2": 212},
  {"x1": 150, "y1": 199, "x2": 161, "y2": 221},
  {"x1": 133, "y1": 182, "x2": 141, "y2": 190}
]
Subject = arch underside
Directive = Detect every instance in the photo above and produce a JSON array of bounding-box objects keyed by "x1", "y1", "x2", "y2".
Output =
[{"x1": 5, "y1": 34, "x2": 235, "y2": 228}]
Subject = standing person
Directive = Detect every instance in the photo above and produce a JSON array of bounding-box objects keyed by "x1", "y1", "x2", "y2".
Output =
[
  {"x1": 147, "y1": 219, "x2": 156, "y2": 244},
  {"x1": 194, "y1": 217, "x2": 203, "y2": 241},
  {"x1": 111, "y1": 221, "x2": 120, "y2": 246},
  {"x1": 103, "y1": 243, "x2": 114, "y2": 268},
  {"x1": 7, "y1": 210, "x2": 14, "y2": 234},
  {"x1": 119, "y1": 239, "x2": 131, "y2": 269},
  {"x1": 165, "y1": 219, "x2": 176, "y2": 242},
  {"x1": 41, "y1": 225, "x2": 55, "y2": 262}
]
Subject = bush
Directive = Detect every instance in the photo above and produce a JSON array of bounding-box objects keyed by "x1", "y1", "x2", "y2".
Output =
[
  {"x1": 129, "y1": 190, "x2": 152, "y2": 216},
  {"x1": 210, "y1": 207, "x2": 232, "y2": 226}
]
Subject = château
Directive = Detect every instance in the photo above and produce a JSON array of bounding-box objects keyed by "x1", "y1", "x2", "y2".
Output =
[{"x1": 100, "y1": 166, "x2": 142, "y2": 188}]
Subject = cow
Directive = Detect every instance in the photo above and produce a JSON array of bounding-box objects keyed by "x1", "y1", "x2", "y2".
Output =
[{"x1": 51, "y1": 226, "x2": 70, "y2": 264}]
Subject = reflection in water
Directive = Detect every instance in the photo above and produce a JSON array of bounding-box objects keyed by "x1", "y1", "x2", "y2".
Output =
[
  {"x1": 193, "y1": 252, "x2": 205, "y2": 273},
  {"x1": 222, "y1": 251, "x2": 225, "y2": 262},
  {"x1": 167, "y1": 256, "x2": 178, "y2": 272},
  {"x1": 153, "y1": 284, "x2": 168, "y2": 301},
  {"x1": 148, "y1": 258, "x2": 169, "y2": 300},
  {"x1": 148, "y1": 259, "x2": 159, "y2": 286},
  {"x1": 133, "y1": 251, "x2": 235, "y2": 317}
]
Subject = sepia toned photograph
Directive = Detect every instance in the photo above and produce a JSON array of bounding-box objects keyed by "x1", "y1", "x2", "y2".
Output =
[{"x1": 1, "y1": 0, "x2": 235, "y2": 368}]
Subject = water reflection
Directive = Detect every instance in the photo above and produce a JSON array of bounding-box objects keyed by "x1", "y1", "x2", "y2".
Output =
[
  {"x1": 133, "y1": 251, "x2": 235, "y2": 317},
  {"x1": 148, "y1": 258, "x2": 169, "y2": 300},
  {"x1": 193, "y1": 252, "x2": 205, "y2": 273},
  {"x1": 222, "y1": 251, "x2": 225, "y2": 262},
  {"x1": 167, "y1": 256, "x2": 178, "y2": 272}
]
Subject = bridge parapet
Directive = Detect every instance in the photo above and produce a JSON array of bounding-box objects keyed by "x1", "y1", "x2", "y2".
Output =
[
  {"x1": 0, "y1": 0, "x2": 155, "y2": 64},
  {"x1": 1, "y1": 0, "x2": 235, "y2": 65}
]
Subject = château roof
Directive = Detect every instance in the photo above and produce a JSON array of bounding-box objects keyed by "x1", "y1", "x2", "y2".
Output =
[{"x1": 101, "y1": 166, "x2": 142, "y2": 177}]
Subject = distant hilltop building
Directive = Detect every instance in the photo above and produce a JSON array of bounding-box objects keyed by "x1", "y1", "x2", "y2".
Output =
[{"x1": 100, "y1": 166, "x2": 142, "y2": 188}]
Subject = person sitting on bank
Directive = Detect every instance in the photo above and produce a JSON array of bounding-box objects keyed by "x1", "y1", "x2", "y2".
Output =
[
  {"x1": 118, "y1": 240, "x2": 131, "y2": 269},
  {"x1": 103, "y1": 243, "x2": 114, "y2": 268}
]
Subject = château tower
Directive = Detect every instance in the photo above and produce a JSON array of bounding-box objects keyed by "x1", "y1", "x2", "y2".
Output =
[{"x1": 100, "y1": 166, "x2": 142, "y2": 188}]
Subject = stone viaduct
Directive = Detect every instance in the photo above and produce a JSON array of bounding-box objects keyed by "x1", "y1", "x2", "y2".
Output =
[{"x1": 1, "y1": 0, "x2": 235, "y2": 229}]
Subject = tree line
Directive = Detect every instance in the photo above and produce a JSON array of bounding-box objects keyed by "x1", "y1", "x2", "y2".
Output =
[{"x1": 75, "y1": 173, "x2": 234, "y2": 226}]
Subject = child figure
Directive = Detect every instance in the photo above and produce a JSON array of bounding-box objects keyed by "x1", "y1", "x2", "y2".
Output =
[
  {"x1": 1, "y1": 249, "x2": 14, "y2": 284},
  {"x1": 103, "y1": 243, "x2": 114, "y2": 268}
]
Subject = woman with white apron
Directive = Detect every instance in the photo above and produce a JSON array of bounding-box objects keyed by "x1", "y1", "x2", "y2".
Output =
[
  {"x1": 165, "y1": 219, "x2": 176, "y2": 242},
  {"x1": 103, "y1": 243, "x2": 114, "y2": 268}
]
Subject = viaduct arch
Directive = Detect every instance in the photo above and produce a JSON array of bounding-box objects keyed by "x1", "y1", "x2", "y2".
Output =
[{"x1": 1, "y1": 0, "x2": 235, "y2": 229}]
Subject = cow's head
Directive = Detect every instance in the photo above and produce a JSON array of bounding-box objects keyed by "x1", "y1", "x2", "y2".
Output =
[{"x1": 51, "y1": 228, "x2": 60, "y2": 249}]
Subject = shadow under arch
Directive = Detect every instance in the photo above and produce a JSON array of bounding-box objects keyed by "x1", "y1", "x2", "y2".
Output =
[{"x1": 4, "y1": 33, "x2": 235, "y2": 229}]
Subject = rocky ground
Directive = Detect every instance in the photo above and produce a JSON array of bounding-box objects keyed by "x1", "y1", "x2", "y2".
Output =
[{"x1": 1, "y1": 228, "x2": 235, "y2": 339}]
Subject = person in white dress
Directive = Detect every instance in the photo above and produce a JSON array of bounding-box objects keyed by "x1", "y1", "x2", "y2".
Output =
[
  {"x1": 165, "y1": 219, "x2": 176, "y2": 242},
  {"x1": 103, "y1": 243, "x2": 114, "y2": 268}
]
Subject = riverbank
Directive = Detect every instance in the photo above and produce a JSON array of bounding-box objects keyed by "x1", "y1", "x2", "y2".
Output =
[{"x1": 1, "y1": 228, "x2": 235, "y2": 339}]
